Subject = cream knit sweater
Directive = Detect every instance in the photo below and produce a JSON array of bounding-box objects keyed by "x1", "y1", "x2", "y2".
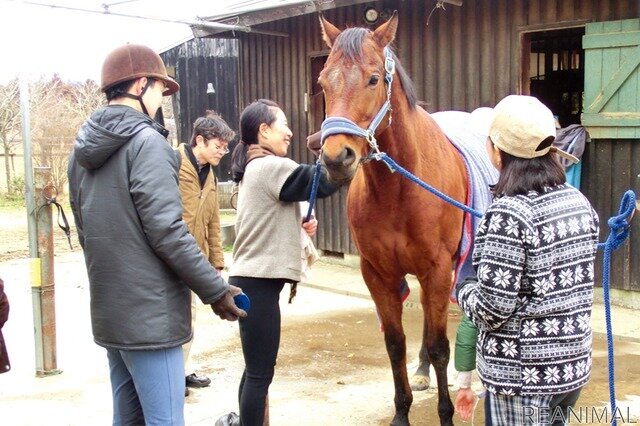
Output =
[{"x1": 230, "y1": 155, "x2": 303, "y2": 282}]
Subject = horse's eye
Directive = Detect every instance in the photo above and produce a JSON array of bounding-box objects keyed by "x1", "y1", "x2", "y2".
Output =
[{"x1": 368, "y1": 75, "x2": 380, "y2": 86}]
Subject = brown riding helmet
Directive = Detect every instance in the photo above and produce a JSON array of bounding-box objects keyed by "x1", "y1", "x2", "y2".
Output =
[{"x1": 101, "y1": 44, "x2": 180, "y2": 96}]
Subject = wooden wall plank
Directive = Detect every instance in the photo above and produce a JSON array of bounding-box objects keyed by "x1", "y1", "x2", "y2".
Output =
[
  {"x1": 479, "y1": 1, "x2": 493, "y2": 106},
  {"x1": 610, "y1": 140, "x2": 633, "y2": 289},
  {"x1": 558, "y1": 0, "x2": 575, "y2": 20},
  {"x1": 630, "y1": 141, "x2": 640, "y2": 291}
]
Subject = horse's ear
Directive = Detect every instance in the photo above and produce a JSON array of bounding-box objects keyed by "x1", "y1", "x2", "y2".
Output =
[
  {"x1": 373, "y1": 10, "x2": 399, "y2": 47},
  {"x1": 319, "y1": 13, "x2": 341, "y2": 48}
]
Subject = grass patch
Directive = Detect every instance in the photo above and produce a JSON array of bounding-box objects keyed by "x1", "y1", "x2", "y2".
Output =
[{"x1": 0, "y1": 193, "x2": 26, "y2": 210}]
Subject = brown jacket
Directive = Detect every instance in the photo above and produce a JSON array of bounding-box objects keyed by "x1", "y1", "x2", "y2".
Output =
[
  {"x1": 177, "y1": 144, "x2": 225, "y2": 269},
  {"x1": 0, "y1": 278, "x2": 10, "y2": 374}
]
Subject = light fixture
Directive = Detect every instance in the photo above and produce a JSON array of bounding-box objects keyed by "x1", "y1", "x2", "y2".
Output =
[
  {"x1": 206, "y1": 83, "x2": 215, "y2": 94},
  {"x1": 440, "y1": 0, "x2": 463, "y2": 6},
  {"x1": 363, "y1": 6, "x2": 379, "y2": 24}
]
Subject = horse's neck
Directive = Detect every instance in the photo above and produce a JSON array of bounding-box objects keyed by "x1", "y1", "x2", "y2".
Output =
[
  {"x1": 361, "y1": 105, "x2": 452, "y2": 188},
  {"x1": 383, "y1": 105, "x2": 446, "y2": 161}
]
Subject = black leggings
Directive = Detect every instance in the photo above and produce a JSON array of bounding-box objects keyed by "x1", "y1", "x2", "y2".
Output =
[{"x1": 229, "y1": 276, "x2": 285, "y2": 426}]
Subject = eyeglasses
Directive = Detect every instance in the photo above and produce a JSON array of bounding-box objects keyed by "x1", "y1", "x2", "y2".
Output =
[
  {"x1": 213, "y1": 142, "x2": 230, "y2": 154},
  {"x1": 202, "y1": 136, "x2": 230, "y2": 154}
]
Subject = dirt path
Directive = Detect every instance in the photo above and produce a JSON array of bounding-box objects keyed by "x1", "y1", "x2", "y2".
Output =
[{"x1": 0, "y1": 206, "x2": 77, "y2": 262}]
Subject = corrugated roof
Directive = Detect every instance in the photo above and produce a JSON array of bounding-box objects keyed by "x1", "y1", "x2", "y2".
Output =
[
  {"x1": 201, "y1": 0, "x2": 312, "y2": 21},
  {"x1": 192, "y1": 0, "x2": 373, "y2": 37}
]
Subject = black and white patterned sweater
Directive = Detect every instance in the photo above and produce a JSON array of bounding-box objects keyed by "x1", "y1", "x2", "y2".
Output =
[{"x1": 458, "y1": 184, "x2": 599, "y2": 396}]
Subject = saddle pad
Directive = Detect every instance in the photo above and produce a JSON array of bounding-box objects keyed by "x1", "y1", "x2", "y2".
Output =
[{"x1": 431, "y1": 111, "x2": 499, "y2": 302}]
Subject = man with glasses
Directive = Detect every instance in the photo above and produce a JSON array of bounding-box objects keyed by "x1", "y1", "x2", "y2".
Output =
[{"x1": 177, "y1": 111, "x2": 236, "y2": 395}]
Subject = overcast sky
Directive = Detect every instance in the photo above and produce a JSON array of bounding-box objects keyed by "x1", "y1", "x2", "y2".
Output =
[{"x1": 0, "y1": 0, "x2": 241, "y2": 84}]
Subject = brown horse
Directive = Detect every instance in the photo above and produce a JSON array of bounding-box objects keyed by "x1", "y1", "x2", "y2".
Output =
[{"x1": 318, "y1": 13, "x2": 467, "y2": 426}]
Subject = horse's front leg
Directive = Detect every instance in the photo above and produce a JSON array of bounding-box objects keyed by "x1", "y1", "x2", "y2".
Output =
[
  {"x1": 410, "y1": 323, "x2": 431, "y2": 391},
  {"x1": 418, "y1": 261, "x2": 455, "y2": 426},
  {"x1": 361, "y1": 261, "x2": 412, "y2": 426},
  {"x1": 384, "y1": 322, "x2": 412, "y2": 426},
  {"x1": 410, "y1": 275, "x2": 448, "y2": 392}
]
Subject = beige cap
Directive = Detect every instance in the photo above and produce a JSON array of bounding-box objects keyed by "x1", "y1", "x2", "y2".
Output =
[{"x1": 489, "y1": 95, "x2": 579, "y2": 164}]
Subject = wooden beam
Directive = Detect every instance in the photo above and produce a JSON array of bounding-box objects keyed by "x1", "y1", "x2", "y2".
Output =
[
  {"x1": 583, "y1": 31, "x2": 640, "y2": 49},
  {"x1": 582, "y1": 112, "x2": 640, "y2": 126},
  {"x1": 584, "y1": 45, "x2": 640, "y2": 113}
]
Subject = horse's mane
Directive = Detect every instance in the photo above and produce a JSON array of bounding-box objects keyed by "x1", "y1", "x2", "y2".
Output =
[{"x1": 333, "y1": 27, "x2": 418, "y2": 109}]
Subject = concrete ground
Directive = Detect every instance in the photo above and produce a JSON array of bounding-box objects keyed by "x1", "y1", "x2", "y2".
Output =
[
  {"x1": 308, "y1": 255, "x2": 640, "y2": 342},
  {"x1": 0, "y1": 252, "x2": 638, "y2": 425}
]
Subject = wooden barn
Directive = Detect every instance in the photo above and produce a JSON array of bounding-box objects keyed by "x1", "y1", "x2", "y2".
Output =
[
  {"x1": 190, "y1": 0, "x2": 640, "y2": 300},
  {"x1": 160, "y1": 37, "x2": 240, "y2": 181}
]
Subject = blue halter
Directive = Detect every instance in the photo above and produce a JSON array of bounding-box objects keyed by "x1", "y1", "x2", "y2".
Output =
[{"x1": 320, "y1": 47, "x2": 396, "y2": 161}]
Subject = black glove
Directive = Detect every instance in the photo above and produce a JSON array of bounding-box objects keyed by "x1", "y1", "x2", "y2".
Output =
[
  {"x1": 455, "y1": 276, "x2": 478, "y2": 301},
  {"x1": 210, "y1": 285, "x2": 247, "y2": 321}
]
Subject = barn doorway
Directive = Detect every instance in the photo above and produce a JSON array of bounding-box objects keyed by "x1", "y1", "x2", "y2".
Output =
[
  {"x1": 522, "y1": 27, "x2": 585, "y2": 127},
  {"x1": 308, "y1": 53, "x2": 328, "y2": 134}
]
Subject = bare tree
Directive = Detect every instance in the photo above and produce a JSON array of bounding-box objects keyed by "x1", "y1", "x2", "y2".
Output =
[
  {"x1": 67, "y1": 79, "x2": 104, "y2": 118},
  {"x1": 0, "y1": 79, "x2": 21, "y2": 193},
  {"x1": 162, "y1": 97, "x2": 178, "y2": 146},
  {"x1": 30, "y1": 76, "x2": 104, "y2": 195}
]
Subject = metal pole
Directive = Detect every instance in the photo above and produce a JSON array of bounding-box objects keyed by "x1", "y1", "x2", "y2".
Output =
[
  {"x1": 19, "y1": 75, "x2": 37, "y2": 257},
  {"x1": 34, "y1": 167, "x2": 60, "y2": 376},
  {"x1": 20, "y1": 75, "x2": 60, "y2": 377},
  {"x1": 19, "y1": 75, "x2": 43, "y2": 374}
]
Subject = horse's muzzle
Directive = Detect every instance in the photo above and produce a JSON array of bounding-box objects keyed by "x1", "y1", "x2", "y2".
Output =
[{"x1": 321, "y1": 145, "x2": 357, "y2": 184}]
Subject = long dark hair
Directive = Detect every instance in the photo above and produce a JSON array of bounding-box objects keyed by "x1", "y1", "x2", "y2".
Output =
[
  {"x1": 492, "y1": 151, "x2": 566, "y2": 197},
  {"x1": 230, "y1": 99, "x2": 280, "y2": 183}
]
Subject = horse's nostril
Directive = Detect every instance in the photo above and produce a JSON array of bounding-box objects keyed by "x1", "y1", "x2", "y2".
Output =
[
  {"x1": 343, "y1": 146, "x2": 356, "y2": 166},
  {"x1": 322, "y1": 145, "x2": 356, "y2": 168}
]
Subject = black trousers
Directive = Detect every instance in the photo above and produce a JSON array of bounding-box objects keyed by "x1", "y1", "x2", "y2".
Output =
[
  {"x1": 548, "y1": 387, "x2": 582, "y2": 426},
  {"x1": 229, "y1": 276, "x2": 285, "y2": 426}
]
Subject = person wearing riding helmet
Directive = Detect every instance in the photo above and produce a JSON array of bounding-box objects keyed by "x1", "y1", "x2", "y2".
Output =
[{"x1": 67, "y1": 44, "x2": 246, "y2": 425}]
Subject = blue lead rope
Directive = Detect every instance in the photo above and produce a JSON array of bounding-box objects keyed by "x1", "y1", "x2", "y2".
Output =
[
  {"x1": 594, "y1": 189, "x2": 636, "y2": 426},
  {"x1": 378, "y1": 153, "x2": 484, "y2": 218},
  {"x1": 305, "y1": 159, "x2": 322, "y2": 222}
]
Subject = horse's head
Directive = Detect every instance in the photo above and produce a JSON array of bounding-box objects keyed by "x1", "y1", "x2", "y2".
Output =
[{"x1": 318, "y1": 12, "x2": 399, "y2": 185}]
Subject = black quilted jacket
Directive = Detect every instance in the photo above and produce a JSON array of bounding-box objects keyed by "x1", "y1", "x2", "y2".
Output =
[{"x1": 68, "y1": 105, "x2": 228, "y2": 350}]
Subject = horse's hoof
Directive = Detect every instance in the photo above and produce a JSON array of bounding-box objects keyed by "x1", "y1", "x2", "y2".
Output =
[
  {"x1": 390, "y1": 415, "x2": 410, "y2": 426},
  {"x1": 410, "y1": 374, "x2": 430, "y2": 391}
]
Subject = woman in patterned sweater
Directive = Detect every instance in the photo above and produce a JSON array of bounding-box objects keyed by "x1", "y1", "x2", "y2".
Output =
[{"x1": 456, "y1": 95, "x2": 599, "y2": 426}]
